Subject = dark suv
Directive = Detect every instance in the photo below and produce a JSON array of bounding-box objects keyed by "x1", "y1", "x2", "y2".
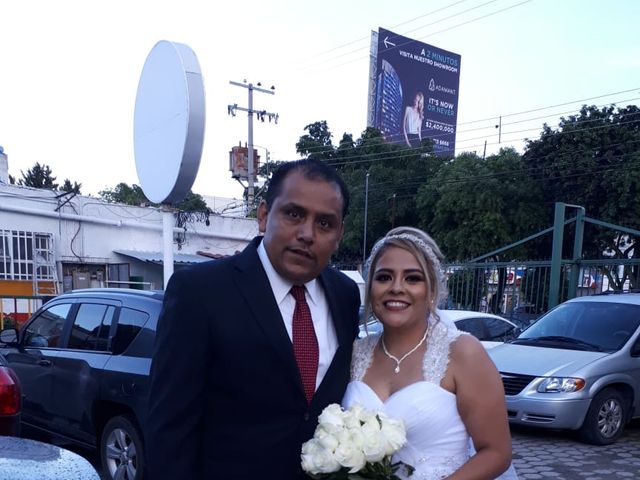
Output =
[{"x1": 0, "y1": 288, "x2": 162, "y2": 480}]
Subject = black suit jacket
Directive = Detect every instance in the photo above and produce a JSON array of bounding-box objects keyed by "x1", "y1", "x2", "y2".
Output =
[{"x1": 145, "y1": 237, "x2": 361, "y2": 480}]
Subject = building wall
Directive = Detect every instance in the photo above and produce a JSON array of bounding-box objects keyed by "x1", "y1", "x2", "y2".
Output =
[{"x1": 0, "y1": 183, "x2": 258, "y2": 296}]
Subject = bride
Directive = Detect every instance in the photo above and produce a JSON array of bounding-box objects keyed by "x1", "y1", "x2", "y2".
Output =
[{"x1": 342, "y1": 226, "x2": 516, "y2": 479}]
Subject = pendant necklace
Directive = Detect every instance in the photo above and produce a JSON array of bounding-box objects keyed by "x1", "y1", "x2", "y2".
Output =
[{"x1": 381, "y1": 326, "x2": 429, "y2": 374}]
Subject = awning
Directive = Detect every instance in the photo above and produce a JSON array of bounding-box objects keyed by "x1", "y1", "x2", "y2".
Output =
[{"x1": 114, "y1": 250, "x2": 212, "y2": 265}]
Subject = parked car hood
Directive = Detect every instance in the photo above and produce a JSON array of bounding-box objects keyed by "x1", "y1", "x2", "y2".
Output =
[{"x1": 489, "y1": 343, "x2": 609, "y2": 377}]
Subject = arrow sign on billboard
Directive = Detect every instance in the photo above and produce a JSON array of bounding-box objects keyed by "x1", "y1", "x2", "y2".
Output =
[{"x1": 383, "y1": 36, "x2": 396, "y2": 48}]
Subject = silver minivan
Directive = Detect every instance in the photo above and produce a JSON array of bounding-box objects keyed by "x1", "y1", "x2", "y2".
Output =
[{"x1": 488, "y1": 293, "x2": 640, "y2": 445}]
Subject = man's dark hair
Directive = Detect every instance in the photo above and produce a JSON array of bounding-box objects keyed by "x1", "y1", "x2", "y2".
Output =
[{"x1": 264, "y1": 159, "x2": 350, "y2": 219}]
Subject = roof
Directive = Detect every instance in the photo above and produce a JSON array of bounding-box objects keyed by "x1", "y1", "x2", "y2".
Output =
[{"x1": 114, "y1": 250, "x2": 212, "y2": 265}]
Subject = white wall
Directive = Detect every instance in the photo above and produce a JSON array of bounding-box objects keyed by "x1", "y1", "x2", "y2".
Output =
[{"x1": 0, "y1": 184, "x2": 259, "y2": 289}]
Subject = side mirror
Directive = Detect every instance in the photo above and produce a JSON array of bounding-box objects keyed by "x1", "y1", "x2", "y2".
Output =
[{"x1": 0, "y1": 328, "x2": 19, "y2": 346}]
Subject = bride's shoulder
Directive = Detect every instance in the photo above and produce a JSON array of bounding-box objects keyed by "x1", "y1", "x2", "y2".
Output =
[{"x1": 350, "y1": 333, "x2": 380, "y2": 381}]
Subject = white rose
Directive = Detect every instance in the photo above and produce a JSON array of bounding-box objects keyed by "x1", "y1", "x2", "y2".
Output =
[
  {"x1": 361, "y1": 429, "x2": 387, "y2": 463},
  {"x1": 346, "y1": 403, "x2": 366, "y2": 424},
  {"x1": 301, "y1": 438, "x2": 340, "y2": 474},
  {"x1": 379, "y1": 416, "x2": 407, "y2": 455},
  {"x1": 342, "y1": 408, "x2": 360, "y2": 429},
  {"x1": 358, "y1": 408, "x2": 379, "y2": 427},
  {"x1": 318, "y1": 403, "x2": 346, "y2": 434},
  {"x1": 333, "y1": 436, "x2": 366, "y2": 473},
  {"x1": 314, "y1": 426, "x2": 339, "y2": 451},
  {"x1": 347, "y1": 426, "x2": 365, "y2": 450},
  {"x1": 360, "y1": 414, "x2": 382, "y2": 438}
]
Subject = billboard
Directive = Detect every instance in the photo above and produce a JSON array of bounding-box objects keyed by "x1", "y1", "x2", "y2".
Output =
[{"x1": 369, "y1": 27, "x2": 461, "y2": 155}]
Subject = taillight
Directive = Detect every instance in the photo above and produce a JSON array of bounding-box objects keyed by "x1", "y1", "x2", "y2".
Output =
[{"x1": 0, "y1": 366, "x2": 21, "y2": 415}]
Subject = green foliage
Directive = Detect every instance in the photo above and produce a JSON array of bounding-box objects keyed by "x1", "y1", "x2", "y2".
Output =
[
  {"x1": 60, "y1": 178, "x2": 82, "y2": 194},
  {"x1": 99, "y1": 182, "x2": 209, "y2": 213},
  {"x1": 416, "y1": 148, "x2": 545, "y2": 261},
  {"x1": 523, "y1": 104, "x2": 640, "y2": 259},
  {"x1": 296, "y1": 105, "x2": 639, "y2": 269},
  {"x1": 292, "y1": 122, "x2": 440, "y2": 267},
  {"x1": 16, "y1": 162, "x2": 83, "y2": 194},
  {"x1": 18, "y1": 162, "x2": 59, "y2": 189},
  {"x1": 99, "y1": 183, "x2": 148, "y2": 206},
  {"x1": 175, "y1": 191, "x2": 208, "y2": 212},
  {"x1": 296, "y1": 121, "x2": 334, "y2": 160}
]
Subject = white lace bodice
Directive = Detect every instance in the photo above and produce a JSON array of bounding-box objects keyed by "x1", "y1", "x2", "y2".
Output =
[
  {"x1": 350, "y1": 319, "x2": 464, "y2": 385},
  {"x1": 344, "y1": 319, "x2": 470, "y2": 480}
]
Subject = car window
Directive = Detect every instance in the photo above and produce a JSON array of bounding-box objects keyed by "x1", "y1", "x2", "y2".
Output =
[
  {"x1": 521, "y1": 301, "x2": 640, "y2": 351},
  {"x1": 111, "y1": 308, "x2": 149, "y2": 355},
  {"x1": 484, "y1": 317, "x2": 515, "y2": 338},
  {"x1": 68, "y1": 304, "x2": 115, "y2": 352},
  {"x1": 455, "y1": 318, "x2": 488, "y2": 340},
  {"x1": 23, "y1": 303, "x2": 72, "y2": 348}
]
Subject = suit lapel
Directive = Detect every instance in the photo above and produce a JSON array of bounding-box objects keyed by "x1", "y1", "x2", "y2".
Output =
[
  {"x1": 232, "y1": 238, "x2": 304, "y2": 395},
  {"x1": 320, "y1": 269, "x2": 351, "y2": 349},
  {"x1": 312, "y1": 270, "x2": 353, "y2": 401}
]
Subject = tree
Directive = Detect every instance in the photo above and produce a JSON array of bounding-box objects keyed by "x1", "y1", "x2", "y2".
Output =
[
  {"x1": 99, "y1": 183, "x2": 148, "y2": 206},
  {"x1": 296, "y1": 121, "x2": 334, "y2": 161},
  {"x1": 523, "y1": 104, "x2": 640, "y2": 288},
  {"x1": 99, "y1": 182, "x2": 209, "y2": 213},
  {"x1": 293, "y1": 121, "x2": 441, "y2": 267},
  {"x1": 416, "y1": 148, "x2": 544, "y2": 261},
  {"x1": 18, "y1": 162, "x2": 59, "y2": 189},
  {"x1": 175, "y1": 191, "x2": 208, "y2": 212},
  {"x1": 523, "y1": 105, "x2": 640, "y2": 253},
  {"x1": 60, "y1": 179, "x2": 82, "y2": 194}
]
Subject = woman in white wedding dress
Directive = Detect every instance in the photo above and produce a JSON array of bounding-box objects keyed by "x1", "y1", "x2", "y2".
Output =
[{"x1": 342, "y1": 227, "x2": 516, "y2": 480}]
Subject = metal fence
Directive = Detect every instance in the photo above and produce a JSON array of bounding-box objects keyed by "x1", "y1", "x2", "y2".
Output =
[{"x1": 444, "y1": 259, "x2": 640, "y2": 329}]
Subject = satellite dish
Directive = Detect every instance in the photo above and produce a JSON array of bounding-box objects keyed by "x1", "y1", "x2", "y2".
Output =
[{"x1": 134, "y1": 40, "x2": 205, "y2": 204}]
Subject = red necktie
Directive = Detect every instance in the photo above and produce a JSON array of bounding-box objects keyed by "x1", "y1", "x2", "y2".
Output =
[{"x1": 291, "y1": 285, "x2": 319, "y2": 404}]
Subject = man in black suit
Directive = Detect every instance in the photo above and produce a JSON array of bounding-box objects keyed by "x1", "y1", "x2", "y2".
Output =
[{"x1": 145, "y1": 159, "x2": 361, "y2": 479}]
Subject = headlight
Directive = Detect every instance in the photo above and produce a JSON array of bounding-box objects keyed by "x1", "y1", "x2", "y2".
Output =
[{"x1": 537, "y1": 377, "x2": 585, "y2": 393}]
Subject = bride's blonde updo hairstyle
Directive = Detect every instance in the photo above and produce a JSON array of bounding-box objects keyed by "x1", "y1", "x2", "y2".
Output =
[{"x1": 363, "y1": 226, "x2": 447, "y2": 327}]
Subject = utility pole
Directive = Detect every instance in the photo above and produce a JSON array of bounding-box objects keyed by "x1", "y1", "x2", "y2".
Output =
[
  {"x1": 390, "y1": 193, "x2": 397, "y2": 228},
  {"x1": 228, "y1": 81, "x2": 278, "y2": 209},
  {"x1": 362, "y1": 171, "x2": 370, "y2": 265}
]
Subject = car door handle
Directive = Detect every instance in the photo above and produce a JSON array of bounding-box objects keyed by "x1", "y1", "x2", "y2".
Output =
[{"x1": 37, "y1": 359, "x2": 52, "y2": 367}]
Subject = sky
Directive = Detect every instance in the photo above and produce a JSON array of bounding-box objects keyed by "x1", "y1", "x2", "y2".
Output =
[{"x1": 1, "y1": 0, "x2": 638, "y2": 201}]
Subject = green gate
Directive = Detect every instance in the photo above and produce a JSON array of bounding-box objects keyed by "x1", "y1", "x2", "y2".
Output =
[{"x1": 444, "y1": 202, "x2": 640, "y2": 327}]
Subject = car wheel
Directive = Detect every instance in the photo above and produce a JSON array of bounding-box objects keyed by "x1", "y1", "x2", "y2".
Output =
[
  {"x1": 578, "y1": 388, "x2": 626, "y2": 445},
  {"x1": 101, "y1": 415, "x2": 145, "y2": 480}
]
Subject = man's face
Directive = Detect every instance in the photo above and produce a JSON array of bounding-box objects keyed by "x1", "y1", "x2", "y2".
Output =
[{"x1": 257, "y1": 170, "x2": 344, "y2": 284}]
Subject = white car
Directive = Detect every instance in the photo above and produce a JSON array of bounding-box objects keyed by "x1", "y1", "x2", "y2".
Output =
[
  {"x1": 359, "y1": 309, "x2": 520, "y2": 349},
  {"x1": 438, "y1": 310, "x2": 520, "y2": 349}
]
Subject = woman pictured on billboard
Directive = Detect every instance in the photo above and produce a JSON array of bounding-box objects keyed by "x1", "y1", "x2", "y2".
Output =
[{"x1": 402, "y1": 91, "x2": 424, "y2": 148}]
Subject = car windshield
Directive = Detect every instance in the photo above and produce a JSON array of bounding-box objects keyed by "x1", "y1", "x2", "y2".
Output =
[{"x1": 515, "y1": 301, "x2": 640, "y2": 352}]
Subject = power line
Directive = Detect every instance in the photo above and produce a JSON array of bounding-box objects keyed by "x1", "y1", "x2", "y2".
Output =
[
  {"x1": 293, "y1": 110, "x2": 640, "y2": 165},
  {"x1": 290, "y1": 88, "x2": 640, "y2": 157},
  {"x1": 316, "y1": 0, "x2": 534, "y2": 71},
  {"x1": 302, "y1": 0, "x2": 502, "y2": 70},
  {"x1": 298, "y1": 0, "x2": 473, "y2": 65}
]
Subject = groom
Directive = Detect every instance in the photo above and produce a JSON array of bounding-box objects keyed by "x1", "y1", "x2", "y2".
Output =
[{"x1": 145, "y1": 158, "x2": 361, "y2": 479}]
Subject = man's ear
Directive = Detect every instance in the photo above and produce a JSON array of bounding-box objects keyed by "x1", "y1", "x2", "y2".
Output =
[{"x1": 257, "y1": 200, "x2": 268, "y2": 233}]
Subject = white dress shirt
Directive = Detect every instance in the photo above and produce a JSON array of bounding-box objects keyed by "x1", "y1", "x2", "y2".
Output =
[{"x1": 258, "y1": 241, "x2": 338, "y2": 389}]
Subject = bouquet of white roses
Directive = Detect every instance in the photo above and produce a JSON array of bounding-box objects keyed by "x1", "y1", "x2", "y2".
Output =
[{"x1": 301, "y1": 403, "x2": 414, "y2": 479}]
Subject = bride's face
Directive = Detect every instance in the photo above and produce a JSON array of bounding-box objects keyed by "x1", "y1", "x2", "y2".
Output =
[{"x1": 370, "y1": 246, "x2": 431, "y2": 331}]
